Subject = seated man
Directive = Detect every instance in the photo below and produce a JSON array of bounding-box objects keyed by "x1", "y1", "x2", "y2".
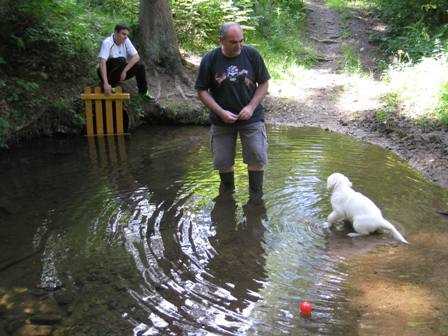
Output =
[{"x1": 97, "y1": 23, "x2": 154, "y2": 100}]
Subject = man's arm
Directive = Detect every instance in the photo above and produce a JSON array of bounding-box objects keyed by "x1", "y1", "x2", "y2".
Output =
[
  {"x1": 197, "y1": 90, "x2": 238, "y2": 124},
  {"x1": 120, "y1": 53, "x2": 140, "y2": 81},
  {"x1": 238, "y1": 80, "x2": 269, "y2": 120},
  {"x1": 99, "y1": 58, "x2": 112, "y2": 96}
]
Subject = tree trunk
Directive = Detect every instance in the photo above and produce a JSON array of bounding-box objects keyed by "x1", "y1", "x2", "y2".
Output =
[{"x1": 138, "y1": 0, "x2": 186, "y2": 79}]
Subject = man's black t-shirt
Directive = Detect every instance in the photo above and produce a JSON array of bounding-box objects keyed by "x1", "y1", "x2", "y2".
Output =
[{"x1": 194, "y1": 45, "x2": 271, "y2": 126}]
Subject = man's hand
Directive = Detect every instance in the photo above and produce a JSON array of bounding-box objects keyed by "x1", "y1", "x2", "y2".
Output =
[
  {"x1": 197, "y1": 90, "x2": 239, "y2": 124},
  {"x1": 103, "y1": 83, "x2": 112, "y2": 96},
  {"x1": 120, "y1": 70, "x2": 127, "y2": 81},
  {"x1": 221, "y1": 110, "x2": 239, "y2": 123},
  {"x1": 238, "y1": 105, "x2": 254, "y2": 120},
  {"x1": 238, "y1": 81, "x2": 269, "y2": 120}
]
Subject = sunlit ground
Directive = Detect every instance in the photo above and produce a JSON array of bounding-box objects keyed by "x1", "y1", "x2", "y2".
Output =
[
  {"x1": 182, "y1": 45, "x2": 447, "y2": 125},
  {"x1": 386, "y1": 54, "x2": 448, "y2": 119},
  {"x1": 268, "y1": 53, "x2": 448, "y2": 125}
]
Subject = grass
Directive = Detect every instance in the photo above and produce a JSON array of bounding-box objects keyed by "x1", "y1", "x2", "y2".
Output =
[
  {"x1": 247, "y1": 33, "x2": 316, "y2": 81},
  {"x1": 324, "y1": 0, "x2": 370, "y2": 10},
  {"x1": 376, "y1": 92, "x2": 398, "y2": 123},
  {"x1": 242, "y1": 2, "x2": 317, "y2": 93},
  {"x1": 383, "y1": 53, "x2": 448, "y2": 126},
  {"x1": 436, "y1": 82, "x2": 448, "y2": 126},
  {"x1": 339, "y1": 45, "x2": 364, "y2": 74}
]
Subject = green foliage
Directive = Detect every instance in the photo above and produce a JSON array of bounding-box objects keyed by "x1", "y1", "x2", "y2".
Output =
[
  {"x1": 0, "y1": 76, "x2": 45, "y2": 147},
  {"x1": 246, "y1": 0, "x2": 315, "y2": 75},
  {"x1": 172, "y1": 0, "x2": 254, "y2": 52},
  {"x1": 325, "y1": 0, "x2": 369, "y2": 11},
  {"x1": 2, "y1": 1, "x2": 90, "y2": 77},
  {"x1": 378, "y1": 22, "x2": 448, "y2": 61},
  {"x1": 0, "y1": 0, "x2": 142, "y2": 147},
  {"x1": 372, "y1": 0, "x2": 447, "y2": 28},
  {"x1": 0, "y1": 80, "x2": 10, "y2": 148},
  {"x1": 171, "y1": 0, "x2": 312, "y2": 76},
  {"x1": 325, "y1": 0, "x2": 448, "y2": 61},
  {"x1": 370, "y1": 0, "x2": 448, "y2": 61},
  {"x1": 47, "y1": 97, "x2": 85, "y2": 130},
  {"x1": 437, "y1": 82, "x2": 448, "y2": 126},
  {"x1": 340, "y1": 12, "x2": 352, "y2": 39},
  {"x1": 339, "y1": 45, "x2": 363, "y2": 74},
  {"x1": 377, "y1": 93, "x2": 399, "y2": 123},
  {"x1": 0, "y1": 77, "x2": 40, "y2": 111},
  {"x1": 253, "y1": 0, "x2": 305, "y2": 39},
  {"x1": 87, "y1": 0, "x2": 139, "y2": 19},
  {"x1": 0, "y1": 0, "x2": 140, "y2": 79}
]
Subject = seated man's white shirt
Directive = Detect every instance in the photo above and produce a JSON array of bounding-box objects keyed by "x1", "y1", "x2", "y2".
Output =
[{"x1": 98, "y1": 34, "x2": 138, "y2": 61}]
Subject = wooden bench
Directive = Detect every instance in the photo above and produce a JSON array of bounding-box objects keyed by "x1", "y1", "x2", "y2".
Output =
[{"x1": 81, "y1": 86, "x2": 130, "y2": 136}]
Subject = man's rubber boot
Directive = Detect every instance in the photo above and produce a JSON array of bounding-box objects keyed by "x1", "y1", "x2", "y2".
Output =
[
  {"x1": 248, "y1": 170, "x2": 264, "y2": 195},
  {"x1": 219, "y1": 172, "x2": 234, "y2": 192}
]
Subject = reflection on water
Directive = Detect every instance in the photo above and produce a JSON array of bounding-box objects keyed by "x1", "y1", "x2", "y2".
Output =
[{"x1": 0, "y1": 125, "x2": 447, "y2": 335}]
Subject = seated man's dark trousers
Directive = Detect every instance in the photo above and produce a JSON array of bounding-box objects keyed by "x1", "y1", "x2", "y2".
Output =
[{"x1": 97, "y1": 57, "x2": 148, "y2": 94}]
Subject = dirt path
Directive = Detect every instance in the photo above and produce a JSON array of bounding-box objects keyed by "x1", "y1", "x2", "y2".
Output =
[{"x1": 264, "y1": 0, "x2": 448, "y2": 188}]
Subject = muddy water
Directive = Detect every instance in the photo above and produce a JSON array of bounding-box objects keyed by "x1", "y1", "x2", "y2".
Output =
[{"x1": 0, "y1": 125, "x2": 447, "y2": 335}]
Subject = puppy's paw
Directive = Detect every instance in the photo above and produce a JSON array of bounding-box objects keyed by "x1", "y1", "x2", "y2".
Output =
[
  {"x1": 322, "y1": 221, "x2": 333, "y2": 229},
  {"x1": 347, "y1": 232, "x2": 364, "y2": 238}
]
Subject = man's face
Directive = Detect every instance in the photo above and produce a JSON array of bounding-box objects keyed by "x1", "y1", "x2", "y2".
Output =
[
  {"x1": 114, "y1": 29, "x2": 129, "y2": 45},
  {"x1": 220, "y1": 26, "x2": 244, "y2": 57}
]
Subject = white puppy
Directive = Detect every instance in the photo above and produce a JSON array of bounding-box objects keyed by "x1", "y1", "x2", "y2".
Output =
[{"x1": 326, "y1": 172, "x2": 409, "y2": 244}]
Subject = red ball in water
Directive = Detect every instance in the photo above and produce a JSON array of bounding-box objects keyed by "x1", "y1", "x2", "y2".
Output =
[{"x1": 300, "y1": 301, "x2": 312, "y2": 315}]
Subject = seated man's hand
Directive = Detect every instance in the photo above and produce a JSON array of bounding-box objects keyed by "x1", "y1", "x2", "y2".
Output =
[
  {"x1": 103, "y1": 83, "x2": 112, "y2": 96},
  {"x1": 120, "y1": 70, "x2": 127, "y2": 82}
]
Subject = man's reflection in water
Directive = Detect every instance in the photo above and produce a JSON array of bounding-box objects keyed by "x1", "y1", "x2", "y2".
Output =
[{"x1": 208, "y1": 190, "x2": 268, "y2": 311}]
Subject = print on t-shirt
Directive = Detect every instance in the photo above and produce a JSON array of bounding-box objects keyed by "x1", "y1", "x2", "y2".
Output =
[{"x1": 214, "y1": 65, "x2": 254, "y2": 88}]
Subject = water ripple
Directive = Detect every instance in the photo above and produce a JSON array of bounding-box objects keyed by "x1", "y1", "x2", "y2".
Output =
[{"x1": 2, "y1": 126, "x2": 447, "y2": 335}]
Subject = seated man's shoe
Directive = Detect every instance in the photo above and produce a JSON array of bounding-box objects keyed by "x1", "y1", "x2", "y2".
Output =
[{"x1": 141, "y1": 90, "x2": 155, "y2": 101}]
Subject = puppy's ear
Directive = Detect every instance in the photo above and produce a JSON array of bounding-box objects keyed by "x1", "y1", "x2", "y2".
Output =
[
  {"x1": 343, "y1": 175, "x2": 352, "y2": 188},
  {"x1": 327, "y1": 173, "x2": 352, "y2": 191},
  {"x1": 327, "y1": 174, "x2": 336, "y2": 191}
]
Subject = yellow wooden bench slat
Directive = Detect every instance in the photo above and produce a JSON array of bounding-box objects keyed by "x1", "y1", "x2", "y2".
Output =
[
  {"x1": 81, "y1": 86, "x2": 130, "y2": 136},
  {"x1": 80, "y1": 93, "x2": 130, "y2": 100}
]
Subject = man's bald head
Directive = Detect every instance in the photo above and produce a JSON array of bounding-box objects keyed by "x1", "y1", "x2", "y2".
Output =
[
  {"x1": 219, "y1": 22, "x2": 242, "y2": 39},
  {"x1": 219, "y1": 22, "x2": 244, "y2": 57}
]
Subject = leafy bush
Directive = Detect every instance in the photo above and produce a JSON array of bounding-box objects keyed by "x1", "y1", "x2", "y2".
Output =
[
  {"x1": 87, "y1": 0, "x2": 139, "y2": 19},
  {"x1": 382, "y1": 53, "x2": 448, "y2": 128},
  {"x1": 246, "y1": 0, "x2": 315, "y2": 77},
  {"x1": 373, "y1": 0, "x2": 447, "y2": 29},
  {"x1": 0, "y1": 0, "x2": 141, "y2": 147},
  {"x1": 377, "y1": 93, "x2": 398, "y2": 123},
  {"x1": 371, "y1": 0, "x2": 448, "y2": 60},
  {"x1": 172, "y1": 0, "x2": 255, "y2": 53},
  {"x1": 0, "y1": 0, "x2": 141, "y2": 79},
  {"x1": 339, "y1": 45, "x2": 363, "y2": 74},
  {"x1": 324, "y1": 0, "x2": 369, "y2": 11},
  {"x1": 172, "y1": 0, "x2": 312, "y2": 78}
]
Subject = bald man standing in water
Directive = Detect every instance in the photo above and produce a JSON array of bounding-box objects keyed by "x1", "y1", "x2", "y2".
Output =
[{"x1": 194, "y1": 22, "x2": 271, "y2": 194}]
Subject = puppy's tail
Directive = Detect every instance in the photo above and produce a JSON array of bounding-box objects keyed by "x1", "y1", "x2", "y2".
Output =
[
  {"x1": 436, "y1": 210, "x2": 448, "y2": 216},
  {"x1": 381, "y1": 219, "x2": 409, "y2": 244}
]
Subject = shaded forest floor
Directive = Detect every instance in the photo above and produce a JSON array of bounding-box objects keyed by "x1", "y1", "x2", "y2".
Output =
[{"x1": 263, "y1": 0, "x2": 448, "y2": 188}]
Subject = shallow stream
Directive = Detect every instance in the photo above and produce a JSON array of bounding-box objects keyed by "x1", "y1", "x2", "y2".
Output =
[{"x1": 1, "y1": 125, "x2": 447, "y2": 335}]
